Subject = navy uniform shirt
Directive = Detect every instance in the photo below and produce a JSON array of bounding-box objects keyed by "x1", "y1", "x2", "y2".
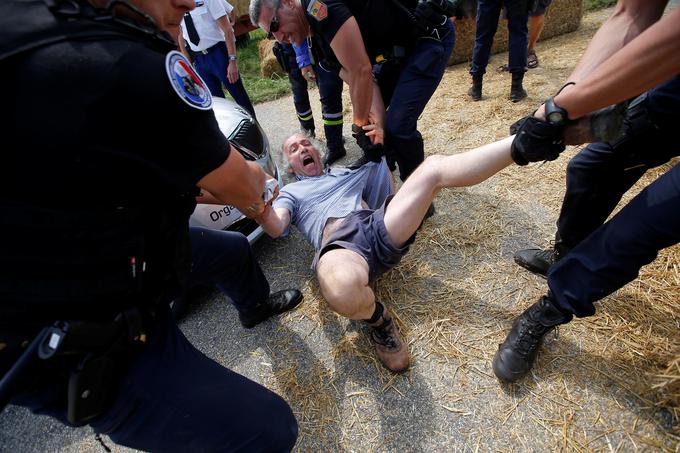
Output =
[
  {"x1": 302, "y1": 0, "x2": 419, "y2": 65},
  {"x1": 0, "y1": 25, "x2": 231, "y2": 331}
]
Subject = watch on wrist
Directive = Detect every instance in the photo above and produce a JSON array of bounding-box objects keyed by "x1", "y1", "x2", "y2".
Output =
[
  {"x1": 544, "y1": 97, "x2": 570, "y2": 126},
  {"x1": 228, "y1": 55, "x2": 237, "y2": 61},
  {"x1": 351, "y1": 123, "x2": 364, "y2": 135}
]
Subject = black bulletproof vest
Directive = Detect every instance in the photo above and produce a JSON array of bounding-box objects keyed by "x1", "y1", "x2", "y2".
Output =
[{"x1": 0, "y1": 0, "x2": 193, "y2": 333}]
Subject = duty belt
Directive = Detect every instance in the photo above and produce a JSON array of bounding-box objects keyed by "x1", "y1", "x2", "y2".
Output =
[{"x1": 0, "y1": 308, "x2": 151, "y2": 425}]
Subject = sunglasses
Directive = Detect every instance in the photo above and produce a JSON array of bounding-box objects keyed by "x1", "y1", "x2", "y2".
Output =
[{"x1": 266, "y1": 14, "x2": 280, "y2": 40}]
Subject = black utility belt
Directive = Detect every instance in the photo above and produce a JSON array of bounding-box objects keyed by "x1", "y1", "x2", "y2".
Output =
[
  {"x1": 0, "y1": 309, "x2": 152, "y2": 425},
  {"x1": 374, "y1": 45, "x2": 412, "y2": 64}
]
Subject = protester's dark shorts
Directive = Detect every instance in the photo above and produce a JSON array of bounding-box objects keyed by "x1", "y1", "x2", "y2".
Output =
[
  {"x1": 312, "y1": 195, "x2": 416, "y2": 282},
  {"x1": 530, "y1": 0, "x2": 552, "y2": 16}
]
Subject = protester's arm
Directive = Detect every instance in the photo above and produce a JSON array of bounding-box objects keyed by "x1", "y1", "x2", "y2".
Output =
[
  {"x1": 197, "y1": 144, "x2": 266, "y2": 216},
  {"x1": 330, "y1": 17, "x2": 373, "y2": 127},
  {"x1": 216, "y1": 14, "x2": 240, "y2": 84},
  {"x1": 254, "y1": 204, "x2": 291, "y2": 238}
]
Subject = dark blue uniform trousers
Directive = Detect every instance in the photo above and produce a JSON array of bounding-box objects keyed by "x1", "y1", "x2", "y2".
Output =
[
  {"x1": 378, "y1": 20, "x2": 455, "y2": 181},
  {"x1": 15, "y1": 227, "x2": 298, "y2": 451},
  {"x1": 470, "y1": 0, "x2": 528, "y2": 75},
  {"x1": 194, "y1": 41, "x2": 256, "y2": 118},
  {"x1": 189, "y1": 227, "x2": 269, "y2": 315},
  {"x1": 547, "y1": 77, "x2": 680, "y2": 317},
  {"x1": 88, "y1": 306, "x2": 298, "y2": 452},
  {"x1": 280, "y1": 43, "x2": 344, "y2": 150}
]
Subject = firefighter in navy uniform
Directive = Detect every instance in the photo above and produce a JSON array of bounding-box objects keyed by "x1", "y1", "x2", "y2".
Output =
[
  {"x1": 272, "y1": 38, "x2": 347, "y2": 167},
  {"x1": 0, "y1": 0, "x2": 298, "y2": 451},
  {"x1": 251, "y1": 0, "x2": 456, "y2": 182}
]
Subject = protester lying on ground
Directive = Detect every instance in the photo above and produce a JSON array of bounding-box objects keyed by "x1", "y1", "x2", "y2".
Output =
[{"x1": 253, "y1": 128, "x2": 559, "y2": 372}]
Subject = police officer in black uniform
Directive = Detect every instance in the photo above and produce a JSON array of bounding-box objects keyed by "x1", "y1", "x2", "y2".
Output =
[
  {"x1": 250, "y1": 0, "x2": 456, "y2": 182},
  {"x1": 492, "y1": 0, "x2": 680, "y2": 383},
  {"x1": 0, "y1": 0, "x2": 298, "y2": 450}
]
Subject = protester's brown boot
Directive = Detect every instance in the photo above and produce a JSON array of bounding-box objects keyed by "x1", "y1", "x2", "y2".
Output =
[{"x1": 368, "y1": 306, "x2": 410, "y2": 372}]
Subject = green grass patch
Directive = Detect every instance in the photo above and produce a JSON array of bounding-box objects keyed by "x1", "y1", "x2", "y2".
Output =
[
  {"x1": 583, "y1": 0, "x2": 617, "y2": 11},
  {"x1": 237, "y1": 29, "x2": 291, "y2": 104}
]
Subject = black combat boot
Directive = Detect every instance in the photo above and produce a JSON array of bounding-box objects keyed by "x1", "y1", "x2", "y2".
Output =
[
  {"x1": 514, "y1": 235, "x2": 571, "y2": 277},
  {"x1": 299, "y1": 119, "x2": 315, "y2": 138},
  {"x1": 510, "y1": 72, "x2": 527, "y2": 102},
  {"x1": 323, "y1": 144, "x2": 346, "y2": 167},
  {"x1": 238, "y1": 289, "x2": 303, "y2": 328},
  {"x1": 468, "y1": 73, "x2": 483, "y2": 101},
  {"x1": 493, "y1": 296, "x2": 572, "y2": 382}
]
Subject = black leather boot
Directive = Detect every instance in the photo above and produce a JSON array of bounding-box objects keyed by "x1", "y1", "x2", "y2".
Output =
[
  {"x1": 510, "y1": 72, "x2": 527, "y2": 102},
  {"x1": 468, "y1": 73, "x2": 483, "y2": 101},
  {"x1": 238, "y1": 289, "x2": 303, "y2": 328},
  {"x1": 493, "y1": 296, "x2": 572, "y2": 382},
  {"x1": 514, "y1": 235, "x2": 570, "y2": 277},
  {"x1": 323, "y1": 144, "x2": 346, "y2": 167}
]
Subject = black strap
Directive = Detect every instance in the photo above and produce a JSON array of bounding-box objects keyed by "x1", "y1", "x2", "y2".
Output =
[
  {"x1": 183, "y1": 12, "x2": 201, "y2": 46},
  {"x1": 0, "y1": 0, "x2": 176, "y2": 62}
]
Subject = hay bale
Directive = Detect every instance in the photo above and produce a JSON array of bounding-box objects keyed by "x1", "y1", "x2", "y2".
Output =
[
  {"x1": 229, "y1": 0, "x2": 251, "y2": 19},
  {"x1": 449, "y1": 0, "x2": 583, "y2": 65},
  {"x1": 258, "y1": 39, "x2": 286, "y2": 79}
]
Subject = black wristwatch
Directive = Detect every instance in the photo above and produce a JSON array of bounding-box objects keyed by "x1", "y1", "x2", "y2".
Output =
[{"x1": 544, "y1": 97, "x2": 571, "y2": 126}]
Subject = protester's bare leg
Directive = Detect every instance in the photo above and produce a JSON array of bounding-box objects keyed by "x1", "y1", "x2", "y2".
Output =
[
  {"x1": 316, "y1": 248, "x2": 375, "y2": 319},
  {"x1": 384, "y1": 136, "x2": 515, "y2": 246},
  {"x1": 528, "y1": 14, "x2": 546, "y2": 54},
  {"x1": 316, "y1": 248, "x2": 410, "y2": 372}
]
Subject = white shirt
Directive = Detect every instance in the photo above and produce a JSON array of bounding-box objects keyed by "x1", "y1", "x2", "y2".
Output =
[{"x1": 180, "y1": 0, "x2": 235, "y2": 52}]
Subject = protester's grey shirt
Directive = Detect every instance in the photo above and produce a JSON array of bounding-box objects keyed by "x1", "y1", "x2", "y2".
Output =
[{"x1": 273, "y1": 159, "x2": 393, "y2": 250}]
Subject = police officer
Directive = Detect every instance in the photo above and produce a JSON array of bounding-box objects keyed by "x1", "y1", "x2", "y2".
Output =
[
  {"x1": 273, "y1": 38, "x2": 346, "y2": 166},
  {"x1": 0, "y1": 0, "x2": 299, "y2": 450},
  {"x1": 468, "y1": 0, "x2": 530, "y2": 102},
  {"x1": 250, "y1": 0, "x2": 456, "y2": 182},
  {"x1": 179, "y1": 0, "x2": 257, "y2": 117},
  {"x1": 492, "y1": 0, "x2": 680, "y2": 383}
]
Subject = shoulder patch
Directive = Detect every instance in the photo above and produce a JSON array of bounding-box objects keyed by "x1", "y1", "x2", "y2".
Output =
[
  {"x1": 165, "y1": 51, "x2": 212, "y2": 110},
  {"x1": 307, "y1": 0, "x2": 328, "y2": 21}
]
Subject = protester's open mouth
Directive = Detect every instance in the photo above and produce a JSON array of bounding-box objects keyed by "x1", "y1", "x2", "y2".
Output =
[{"x1": 302, "y1": 156, "x2": 314, "y2": 166}]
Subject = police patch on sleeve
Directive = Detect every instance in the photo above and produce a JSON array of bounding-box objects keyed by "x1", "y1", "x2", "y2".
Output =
[
  {"x1": 165, "y1": 51, "x2": 213, "y2": 110},
  {"x1": 307, "y1": 0, "x2": 328, "y2": 21}
]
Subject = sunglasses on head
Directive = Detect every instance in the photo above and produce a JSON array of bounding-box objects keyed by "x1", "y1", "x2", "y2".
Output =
[{"x1": 267, "y1": 15, "x2": 280, "y2": 40}]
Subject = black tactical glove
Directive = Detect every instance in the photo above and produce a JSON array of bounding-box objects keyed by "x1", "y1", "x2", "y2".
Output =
[
  {"x1": 510, "y1": 116, "x2": 566, "y2": 166},
  {"x1": 351, "y1": 124, "x2": 384, "y2": 167}
]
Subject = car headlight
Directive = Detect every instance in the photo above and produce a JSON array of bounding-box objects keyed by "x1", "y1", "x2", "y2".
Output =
[{"x1": 229, "y1": 119, "x2": 266, "y2": 160}]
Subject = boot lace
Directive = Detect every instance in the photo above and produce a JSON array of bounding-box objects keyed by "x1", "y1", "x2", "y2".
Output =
[
  {"x1": 535, "y1": 248, "x2": 557, "y2": 265},
  {"x1": 513, "y1": 310, "x2": 554, "y2": 358},
  {"x1": 371, "y1": 317, "x2": 398, "y2": 349}
]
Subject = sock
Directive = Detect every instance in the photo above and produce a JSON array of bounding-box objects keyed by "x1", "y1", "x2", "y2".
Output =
[{"x1": 364, "y1": 301, "x2": 384, "y2": 324}]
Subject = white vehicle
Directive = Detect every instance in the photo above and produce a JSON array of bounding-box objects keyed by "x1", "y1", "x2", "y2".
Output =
[{"x1": 190, "y1": 97, "x2": 282, "y2": 243}]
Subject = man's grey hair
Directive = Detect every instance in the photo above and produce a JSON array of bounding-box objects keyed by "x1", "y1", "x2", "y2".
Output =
[{"x1": 249, "y1": 0, "x2": 281, "y2": 27}]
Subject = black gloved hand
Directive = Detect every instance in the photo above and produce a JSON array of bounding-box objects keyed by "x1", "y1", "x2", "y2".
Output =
[
  {"x1": 352, "y1": 124, "x2": 384, "y2": 163},
  {"x1": 510, "y1": 116, "x2": 566, "y2": 166}
]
